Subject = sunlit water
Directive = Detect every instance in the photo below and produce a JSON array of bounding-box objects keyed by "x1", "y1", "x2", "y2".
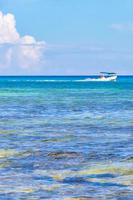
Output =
[{"x1": 0, "y1": 76, "x2": 133, "y2": 200}]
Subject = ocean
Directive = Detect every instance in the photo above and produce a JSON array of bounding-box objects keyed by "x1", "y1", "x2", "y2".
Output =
[{"x1": 0, "y1": 76, "x2": 133, "y2": 199}]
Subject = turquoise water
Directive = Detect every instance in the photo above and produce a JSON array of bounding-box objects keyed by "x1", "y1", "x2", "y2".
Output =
[{"x1": 0, "y1": 76, "x2": 133, "y2": 199}]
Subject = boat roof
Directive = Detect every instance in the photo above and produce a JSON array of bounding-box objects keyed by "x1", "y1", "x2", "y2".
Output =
[{"x1": 100, "y1": 72, "x2": 116, "y2": 75}]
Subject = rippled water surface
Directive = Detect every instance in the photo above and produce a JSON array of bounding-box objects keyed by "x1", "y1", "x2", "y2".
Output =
[{"x1": 0, "y1": 76, "x2": 133, "y2": 200}]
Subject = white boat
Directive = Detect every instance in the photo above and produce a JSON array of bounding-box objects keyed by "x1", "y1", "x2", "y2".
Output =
[{"x1": 85, "y1": 72, "x2": 117, "y2": 82}]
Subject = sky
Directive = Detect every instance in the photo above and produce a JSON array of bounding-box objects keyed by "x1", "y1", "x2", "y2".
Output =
[{"x1": 0, "y1": 0, "x2": 133, "y2": 75}]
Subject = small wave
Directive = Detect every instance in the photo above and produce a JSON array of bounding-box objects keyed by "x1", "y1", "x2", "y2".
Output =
[
  {"x1": 0, "y1": 78, "x2": 109, "y2": 82},
  {"x1": 0, "y1": 79, "x2": 74, "y2": 82},
  {"x1": 74, "y1": 78, "x2": 99, "y2": 82}
]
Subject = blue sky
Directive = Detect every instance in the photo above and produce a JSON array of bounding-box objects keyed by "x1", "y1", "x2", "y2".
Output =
[{"x1": 0, "y1": 0, "x2": 133, "y2": 74}]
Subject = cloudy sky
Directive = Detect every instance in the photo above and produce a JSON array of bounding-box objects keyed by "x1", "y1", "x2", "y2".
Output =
[{"x1": 0, "y1": 0, "x2": 133, "y2": 75}]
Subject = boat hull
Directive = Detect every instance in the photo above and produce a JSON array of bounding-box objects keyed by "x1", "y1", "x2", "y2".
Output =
[{"x1": 84, "y1": 75, "x2": 117, "y2": 82}]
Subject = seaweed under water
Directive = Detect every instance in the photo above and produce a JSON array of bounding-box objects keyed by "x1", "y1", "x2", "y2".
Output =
[{"x1": 0, "y1": 76, "x2": 132, "y2": 199}]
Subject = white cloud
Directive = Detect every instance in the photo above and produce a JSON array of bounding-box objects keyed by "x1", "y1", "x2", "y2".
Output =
[
  {"x1": 0, "y1": 11, "x2": 46, "y2": 74},
  {"x1": 110, "y1": 22, "x2": 133, "y2": 31}
]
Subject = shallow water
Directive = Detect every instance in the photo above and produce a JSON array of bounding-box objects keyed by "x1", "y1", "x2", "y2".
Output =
[{"x1": 0, "y1": 76, "x2": 133, "y2": 199}]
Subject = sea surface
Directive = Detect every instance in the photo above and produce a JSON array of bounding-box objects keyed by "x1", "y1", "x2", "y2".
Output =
[{"x1": 0, "y1": 76, "x2": 133, "y2": 200}]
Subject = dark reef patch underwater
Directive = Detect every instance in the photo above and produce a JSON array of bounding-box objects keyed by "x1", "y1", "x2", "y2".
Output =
[{"x1": 0, "y1": 76, "x2": 132, "y2": 199}]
